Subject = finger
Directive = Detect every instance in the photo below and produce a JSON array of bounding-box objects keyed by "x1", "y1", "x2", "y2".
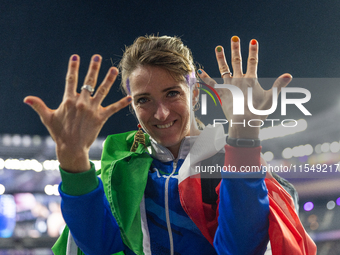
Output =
[
  {"x1": 215, "y1": 46, "x2": 232, "y2": 83},
  {"x1": 103, "y1": 96, "x2": 132, "y2": 119},
  {"x1": 24, "y1": 96, "x2": 52, "y2": 123},
  {"x1": 93, "y1": 67, "x2": 118, "y2": 105},
  {"x1": 64, "y1": 55, "x2": 80, "y2": 99},
  {"x1": 230, "y1": 36, "x2": 243, "y2": 77},
  {"x1": 272, "y1": 73, "x2": 293, "y2": 94},
  {"x1": 197, "y1": 69, "x2": 217, "y2": 87},
  {"x1": 245, "y1": 39, "x2": 258, "y2": 78},
  {"x1": 80, "y1": 55, "x2": 102, "y2": 98}
]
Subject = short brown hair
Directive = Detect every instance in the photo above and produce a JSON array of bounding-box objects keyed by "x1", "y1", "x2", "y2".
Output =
[{"x1": 118, "y1": 35, "x2": 196, "y2": 94}]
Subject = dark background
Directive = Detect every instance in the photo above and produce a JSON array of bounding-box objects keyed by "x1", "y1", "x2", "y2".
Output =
[
  {"x1": 1, "y1": 0, "x2": 340, "y2": 137},
  {"x1": 1, "y1": 2, "x2": 340, "y2": 251}
]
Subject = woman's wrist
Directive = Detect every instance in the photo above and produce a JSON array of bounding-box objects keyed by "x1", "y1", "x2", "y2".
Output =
[{"x1": 57, "y1": 147, "x2": 91, "y2": 173}]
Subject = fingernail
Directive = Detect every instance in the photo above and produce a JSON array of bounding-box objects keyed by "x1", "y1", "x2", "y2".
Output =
[
  {"x1": 72, "y1": 55, "x2": 78, "y2": 61},
  {"x1": 251, "y1": 39, "x2": 257, "y2": 45},
  {"x1": 232, "y1": 36, "x2": 239, "y2": 42},
  {"x1": 127, "y1": 97, "x2": 132, "y2": 102},
  {"x1": 24, "y1": 99, "x2": 33, "y2": 106},
  {"x1": 94, "y1": 56, "x2": 100, "y2": 62},
  {"x1": 197, "y1": 69, "x2": 202, "y2": 74},
  {"x1": 283, "y1": 75, "x2": 293, "y2": 81},
  {"x1": 216, "y1": 46, "x2": 222, "y2": 52},
  {"x1": 111, "y1": 68, "x2": 117, "y2": 75}
]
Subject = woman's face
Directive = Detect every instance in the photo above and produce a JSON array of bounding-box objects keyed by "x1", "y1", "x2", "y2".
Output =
[{"x1": 129, "y1": 65, "x2": 199, "y2": 157}]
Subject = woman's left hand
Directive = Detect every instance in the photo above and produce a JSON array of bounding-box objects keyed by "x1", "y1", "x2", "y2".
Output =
[{"x1": 197, "y1": 36, "x2": 292, "y2": 139}]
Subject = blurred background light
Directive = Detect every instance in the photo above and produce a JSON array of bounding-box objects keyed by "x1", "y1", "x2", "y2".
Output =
[
  {"x1": 314, "y1": 144, "x2": 322, "y2": 154},
  {"x1": 321, "y1": 143, "x2": 330, "y2": 153},
  {"x1": 330, "y1": 142, "x2": 340, "y2": 153},
  {"x1": 32, "y1": 135, "x2": 42, "y2": 146},
  {"x1": 326, "y1": 201, "x2": 336, "y2": 210},
  {"x1": 0, "y1": 159, "x2": 4, "y2": 170},
  {"x1": 22, "y1": 135, "x2": 32, "y2": 147},
  {"x1": 336, "y1": 197, "x2": 340, "y2": 206},
  {"x1": 2, "y1": 135, "x2": 12, "y2": 146},
  {"x1": 262, "y1": 151, "x2": 274, "y2": 161},
  {"x1": 0, "y1": 184, "x2": 5, "y2": 195},
  {"x1": 304, "y1": 202, "x2": 314, "y2": 211},
  {"x1": 282, "y1": 147, "x2": 293, "y2": 159}
]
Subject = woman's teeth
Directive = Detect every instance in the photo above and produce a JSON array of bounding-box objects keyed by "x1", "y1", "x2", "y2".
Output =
[{"x1": 156, "y1": 121, "x2": 174, "y2": 129}]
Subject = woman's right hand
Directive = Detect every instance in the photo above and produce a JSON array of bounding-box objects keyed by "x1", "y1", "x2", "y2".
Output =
[
  {"x1": 24, "y1": 55, "x2": 132, "y2": 173},
  {"x1": 197, "y1": 36, "x2": 292, "y2": 139}
]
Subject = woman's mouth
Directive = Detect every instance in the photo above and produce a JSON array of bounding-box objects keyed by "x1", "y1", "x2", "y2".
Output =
[{"x1": 156, "y1": 121, "x2": 175, "y2": 129}]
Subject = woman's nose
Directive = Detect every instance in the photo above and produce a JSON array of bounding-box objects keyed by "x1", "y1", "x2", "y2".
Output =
[{"x1": 154, "y1": 103, "x2": 170, "y2": 121}]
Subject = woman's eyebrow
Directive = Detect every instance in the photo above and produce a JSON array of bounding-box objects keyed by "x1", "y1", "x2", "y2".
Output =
[
  {"x1": 134, "y1": 85, "x2": 182, "y2": 97},
  {"x1": 162, "y1": 85, "x2": 182, "y2": 92},
  {"x1": 134, "y1": 92, "x2": 150, "y2": 97}
]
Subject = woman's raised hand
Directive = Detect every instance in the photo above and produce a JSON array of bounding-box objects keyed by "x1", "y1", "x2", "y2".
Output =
[
  {"x1": 24, "y1": 55, "x2": 131, "y2": 173},
  {"x1": 198, "y1": 36, "x2": 292, "y2": 139}
]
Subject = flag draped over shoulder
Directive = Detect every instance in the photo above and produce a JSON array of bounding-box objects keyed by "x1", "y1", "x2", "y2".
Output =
[{"x1": 101, "y1": 131, "x2": 153, "y2": 255}]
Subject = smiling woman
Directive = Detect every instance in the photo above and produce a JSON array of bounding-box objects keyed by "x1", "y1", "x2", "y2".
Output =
[
  {"x1": 128, "y1": 65, "x2": 199, "y2": 157},
  {"x1": 24, "y1": 35, "x2": 316, "y2": 255}
]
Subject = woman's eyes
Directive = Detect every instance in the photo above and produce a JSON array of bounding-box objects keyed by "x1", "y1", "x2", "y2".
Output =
[
  {"x1": 136, "y1": 91, "x2": 180, "y2": 104},
  {"x1": 136, "y1": 97, "x2": 148, "y2": 104},
  {"x1": 167, "y1": 91, "x2": 180, "y2": 97}
]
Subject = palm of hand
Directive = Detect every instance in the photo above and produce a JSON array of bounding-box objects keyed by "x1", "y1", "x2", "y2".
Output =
[
  {"x1": 24, "y1": 55, "x2": 131, "y2": 172},
  {"x1": 198, "y1": 36, "x2": 292, "y2": 138}
]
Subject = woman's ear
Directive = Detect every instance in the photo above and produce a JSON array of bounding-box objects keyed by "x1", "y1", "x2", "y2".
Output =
[
  {"x1": 192, "y1": 83, "x2": 200, "y2": 106},
  {"x1": 129, "y1": 99, "x2": 136, "y2": 115}
]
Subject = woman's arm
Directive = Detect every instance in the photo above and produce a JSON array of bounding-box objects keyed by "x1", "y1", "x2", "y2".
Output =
[
  {"x1": 197, "y1": 36, "x2": 292, "y2": 254},
  {"x1": 214, "y1": 146, "x2": 269, "y2": 254},
  {"x1": 24, "y1": 55, "x2": 131, "y2": 254}
]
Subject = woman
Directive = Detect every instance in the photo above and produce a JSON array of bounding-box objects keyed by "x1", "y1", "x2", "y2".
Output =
[{"x1": 24, "y1": 35, "x2": 316, "y2": 255}]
